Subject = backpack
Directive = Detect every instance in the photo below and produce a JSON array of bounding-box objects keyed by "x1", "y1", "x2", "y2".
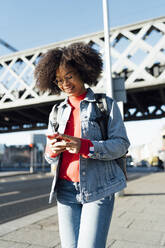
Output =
[
  {"x1": 50, "y1": 93, "x2": 127, "y2": 180},
  {"x1": 94, "y1": 93, "x2": 127, "y2": 180}
]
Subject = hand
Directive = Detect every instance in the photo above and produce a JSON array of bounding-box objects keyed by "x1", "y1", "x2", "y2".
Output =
[
  {"x1": 59, "y1": 134, "x2": 81, "y2": 154},
  {"x1": 47, "y1": 133, "x2": 67, "y2": 155}
]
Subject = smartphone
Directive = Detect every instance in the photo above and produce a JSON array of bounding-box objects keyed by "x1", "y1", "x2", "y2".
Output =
[{"x1": 46, "y1": 133, "x2": 63, "y2": 141}]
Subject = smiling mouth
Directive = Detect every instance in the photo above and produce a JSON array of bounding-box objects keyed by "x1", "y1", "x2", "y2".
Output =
[{"x1": 64, "y1": 86, "x2": 74, "y2": 91}]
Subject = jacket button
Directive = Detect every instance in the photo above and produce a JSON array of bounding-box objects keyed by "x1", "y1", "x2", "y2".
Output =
[{"x1": 82, "y1": 171, "x2": 86, "y2": 176}]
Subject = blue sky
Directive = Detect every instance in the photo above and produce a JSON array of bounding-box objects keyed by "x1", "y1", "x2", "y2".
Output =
[
  {"x1": 0, "y1": 0, "x2": 165, "y2": 146},
  {"x1": 1, "y1": 0, "x2": 165, "y2": 54}
]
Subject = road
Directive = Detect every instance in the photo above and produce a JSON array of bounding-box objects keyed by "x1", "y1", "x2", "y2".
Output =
[
  {"x1": 0, "y1": 167, "x2": 161, "y2": 224},
  {"x1": 0, "y1": 173, "x2": 56, "y2": 224}
]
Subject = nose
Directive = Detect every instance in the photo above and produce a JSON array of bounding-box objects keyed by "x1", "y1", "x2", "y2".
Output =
[{"x1": 62, "y1": 78, "x2": 71, "y2": 86}]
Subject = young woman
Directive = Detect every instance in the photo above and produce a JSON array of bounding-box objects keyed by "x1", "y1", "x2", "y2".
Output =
[{"x1": 34, "y1": 42, "x2": 130, "y2": 248}]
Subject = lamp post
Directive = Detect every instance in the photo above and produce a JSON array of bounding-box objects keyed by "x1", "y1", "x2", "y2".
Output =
[
  {"x1": 102, "y1": 0, "x2": 125, "y2": 196},
  {"x1": 102, "y1": 0, "x2": 114, "y2": 98}
]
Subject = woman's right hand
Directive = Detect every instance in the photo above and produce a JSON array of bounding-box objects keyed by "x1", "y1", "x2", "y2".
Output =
[
  {"x1": 49, "y1": 139, "x2": 67, "y2": 155},
  {"x1": 46, "y1": 133, "x2": 67, "y2": 155}
]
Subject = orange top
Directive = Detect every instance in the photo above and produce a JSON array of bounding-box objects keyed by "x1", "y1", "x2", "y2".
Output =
[{"x1": 59, "y1": 91, "x2": 93, "y2": 182}]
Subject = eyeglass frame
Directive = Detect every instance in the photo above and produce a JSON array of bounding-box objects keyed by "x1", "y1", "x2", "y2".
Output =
[{"x1": 54, "y1": 70, "x2": 77, "y2": 87}]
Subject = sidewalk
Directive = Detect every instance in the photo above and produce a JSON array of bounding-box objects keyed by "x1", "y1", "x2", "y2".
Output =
[{"x1": 0, "y1": 172, "x2": 165, "y2": 248}]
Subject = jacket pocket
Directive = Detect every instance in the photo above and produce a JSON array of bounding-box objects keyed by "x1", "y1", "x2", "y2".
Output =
[{"x1": 84, "y1": 120, "x2": 102, "y2": 140}]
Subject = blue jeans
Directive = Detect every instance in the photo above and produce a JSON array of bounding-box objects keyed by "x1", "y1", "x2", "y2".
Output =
[{"x1": 56, "y1": 179, "x2": 115, "y2": 248}]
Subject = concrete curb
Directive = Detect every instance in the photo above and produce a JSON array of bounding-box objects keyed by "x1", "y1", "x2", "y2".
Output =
[
  {"x1": 0, "y1": 171, "x2": 52, "y2": 179},
  {"x1": 0, "y1": 207, "x2": 56, "y2": 237}
]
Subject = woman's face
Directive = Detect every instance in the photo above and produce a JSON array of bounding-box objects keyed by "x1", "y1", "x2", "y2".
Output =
[{"x1": 55, "y1": 65, "x2": 86, "y2": 97}]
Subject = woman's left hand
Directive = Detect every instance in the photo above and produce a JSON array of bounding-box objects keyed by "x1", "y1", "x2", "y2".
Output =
[{"x1": 59, "y1": 134, "x2": 81, "y2": 154}]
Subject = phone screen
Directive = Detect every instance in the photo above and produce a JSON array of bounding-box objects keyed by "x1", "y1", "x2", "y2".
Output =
[{"x1": 46, "y1": 133, "x2": 62, "y2": 141}]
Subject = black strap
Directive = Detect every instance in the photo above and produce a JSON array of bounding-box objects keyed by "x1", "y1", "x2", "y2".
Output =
[
  {"x1": 95, "y1": 93, "x2": 108, "y2": 114},
  {"x1": 95, "y1": 93, "x2": 108, "y2": 140},
  {"x1": 50, "y1": 103, "x2": 60, "y2": 132}
]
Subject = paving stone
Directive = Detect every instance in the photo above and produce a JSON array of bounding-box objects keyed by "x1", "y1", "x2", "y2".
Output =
[
  {"x1": 0, "y1": 240, "x2": 30, "y2": 248},
  {"x1": 109, "y1": 240, "x2": 165, "y2": 248},
  {"x1": 31, "y1": 215, "x2": 59, "y2": 232},
  {"x1": 118, "y1": 209, "x2": 165, "y2": 223},
  {"x1": 28, "y1": 245, "x2": 52, "y2": 248},
  {"x1": 0, "y1": 207, "x2": 56, "y2": 237},
  {"x1": 160, "y1": 233, "x2": 165, "y2": 246},
  {"x1": 143, "y1": 205, "x2": 165, "y2": 216},
  {"x1": 109, "y1": 225, "x2": 163, "y2": 246},
  {"x1": 2, "y1": 227, "x2": 60, "y2": 247},
  {"x1": 106, "y1": 239, "x2": 116, "y2": 247},
  {"x1": 129, "y1": 218, "x2": 165, "y2": 232}
]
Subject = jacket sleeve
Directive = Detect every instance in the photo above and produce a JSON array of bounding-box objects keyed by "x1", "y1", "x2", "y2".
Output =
[
  {"x1": 90, "y1": 99, "x2": 130, "y2": 161},
  {"x1": 44, "y1": 108, "x2": 60, "y2": 165}
]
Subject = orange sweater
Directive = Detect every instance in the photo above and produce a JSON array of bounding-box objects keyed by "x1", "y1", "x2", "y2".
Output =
[{"x1": 59, "y1": 91, "x2": 93, "y2": 182}]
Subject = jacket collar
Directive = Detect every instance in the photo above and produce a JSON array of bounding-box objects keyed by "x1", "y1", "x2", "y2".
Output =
[{"x1": 57, "y1": 88, "x2": 98, "y2": 108}]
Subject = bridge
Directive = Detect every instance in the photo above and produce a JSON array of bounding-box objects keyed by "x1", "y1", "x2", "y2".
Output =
[{"x1": 0, "y1": 16, "x2": 165, "y2": 133}]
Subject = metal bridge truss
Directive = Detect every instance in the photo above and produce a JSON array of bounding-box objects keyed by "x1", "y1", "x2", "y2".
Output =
[{"x1": 0, "y1": 16, "x2": 165, "y2": 133}]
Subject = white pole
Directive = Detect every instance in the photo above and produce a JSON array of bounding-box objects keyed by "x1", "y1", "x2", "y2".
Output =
[
  {"x1": 102, "y1": 0, "x2": 114, "y2": 98},
  {"x1": 103, "y1": 0, "x2": 125, "y2": 197}
]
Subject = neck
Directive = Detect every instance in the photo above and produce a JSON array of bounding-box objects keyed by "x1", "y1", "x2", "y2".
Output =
[
  {"x1": 69, "y1": 90, "x2": 87, "y2": 99},
  {"x1": 69, "y1": 91, "x2": 87, "y2": 106}
]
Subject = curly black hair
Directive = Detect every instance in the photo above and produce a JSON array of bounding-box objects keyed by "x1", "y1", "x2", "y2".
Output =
[{"x1": 34, "y1": 42, "x2": 103, "y2": 95}]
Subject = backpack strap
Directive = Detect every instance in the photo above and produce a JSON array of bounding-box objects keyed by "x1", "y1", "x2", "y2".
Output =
[
  {"x1": 95, "y1": 93, "x2": 109, "y2": 140},
  {"x1": 95, "y1": 93, "x2": 108, "y2": 115},
  {"x1": 50, "y1": 102, "x2": 60, "y2": 132}
]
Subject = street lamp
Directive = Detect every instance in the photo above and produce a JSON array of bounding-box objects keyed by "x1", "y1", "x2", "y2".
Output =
[
  {"x1": 102, "y1": 0, "x2": 114, "y2": 98},
  {"x1": 102, "y1": 0, "x2": 125, "y2": 196}
]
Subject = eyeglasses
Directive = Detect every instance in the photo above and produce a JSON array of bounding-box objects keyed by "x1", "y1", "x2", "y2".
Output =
[{"x1": 54, "y1": 72, "x2": 76, "y2": 87}]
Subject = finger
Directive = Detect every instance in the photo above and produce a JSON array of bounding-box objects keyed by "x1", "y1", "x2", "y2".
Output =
[
  {"x1": 59, "y1": 134, "x2": 73, "y2": 141},
  {"x1": 54, "y1": 140, "x2": 66, "y2": 146},
  {"x1": 53, "y1": 145, "x2": 66, "y2": 151},
  {"x1": 46, "y1": 133, "x2": 59, "y2": 139},
  {"x1": 66, "y1": 147, "x2": 78, "y2": 154},
  {"x1": 65, "y1": 142, "x2": 73, "y2": 147},
  {"x1": 53, "y1": 147, "x2": 66, "y2": 152},
  {"x1": 48, "y1": 139, "x2": 57, "y2": 145},
  {"x1": 52, "y1": 150, "x2": 66, "y2": 156}
]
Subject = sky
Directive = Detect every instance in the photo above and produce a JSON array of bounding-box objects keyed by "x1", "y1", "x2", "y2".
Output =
[{"x1": 0, "y1": 0, "x2": 165, "y2": 147}]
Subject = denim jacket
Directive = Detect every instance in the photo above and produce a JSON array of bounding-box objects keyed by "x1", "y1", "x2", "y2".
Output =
[{"x1": 46, "y1": 88, "x2": 130, "y2": 204}]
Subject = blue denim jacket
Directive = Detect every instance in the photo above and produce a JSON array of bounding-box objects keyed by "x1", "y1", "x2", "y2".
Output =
[{"x1": 46, "y1": 88, "x2": 130, "y2": 204}]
